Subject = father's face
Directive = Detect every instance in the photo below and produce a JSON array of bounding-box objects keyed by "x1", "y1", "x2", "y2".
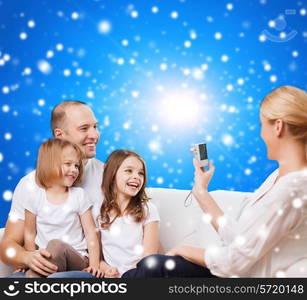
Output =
[{"x1": 61, "y1": 105, "x2": 100, "y2": 159}]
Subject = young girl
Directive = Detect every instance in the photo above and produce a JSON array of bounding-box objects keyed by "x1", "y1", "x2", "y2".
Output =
[
  {"x1": 98, "y1": 150, "x2": 160, "y2": 277},
  {"x1": 23, "y1": 138, "x2": 101, "y2": 278}
]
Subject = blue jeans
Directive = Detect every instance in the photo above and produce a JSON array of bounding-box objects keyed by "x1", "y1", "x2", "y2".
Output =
[
  {"x1": 48, "y1": 271, "x2": 96, "y2": 278},
  {"x1": 8, "y1": 272, "x2": 26, "y2": 278},
  {"x1": 122, "y1": 254, "x2": 217, "y2": 278},
  {"x1": 8, "y1": 271, "x2": 95, "y2": 278}
]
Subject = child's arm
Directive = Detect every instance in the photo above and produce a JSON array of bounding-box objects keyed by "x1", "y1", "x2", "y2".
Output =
[
  {"x1": 24, "y1": 209, "x2": 37, "y2": 252},
  {"x1": 142, "y1": 221, "x2": 159, "y2": 257},
  {"x1": 80, "y1": 209, "x2": 100, "y2": 270}
]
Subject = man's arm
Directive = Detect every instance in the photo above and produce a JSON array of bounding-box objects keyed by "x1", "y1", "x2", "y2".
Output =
[
  {"x1": 24, "y1": 210, "x2": 37, "y2": 252},
  {"x1": 0, "y1": 219, "x2": 58, "y2": 275}
]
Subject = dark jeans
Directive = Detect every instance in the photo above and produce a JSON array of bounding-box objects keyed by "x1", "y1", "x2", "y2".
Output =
[{"x1": 122, "y1": 254, "x2": 218, "y2": 278}]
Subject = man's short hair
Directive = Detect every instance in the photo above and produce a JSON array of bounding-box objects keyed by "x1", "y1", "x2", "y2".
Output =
[{"x1": 51, "y1": 100, "x2": 87, "y2": 136}]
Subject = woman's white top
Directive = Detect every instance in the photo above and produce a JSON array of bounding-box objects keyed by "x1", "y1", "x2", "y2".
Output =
[
  {"x1": 205, "y1": 169, "x2": 307, "y2": 277},
  {"x1": 99, "y1": 202, "x2": 160, "y2": 276},
  {"x1": 24, "y1": 187, "x2": 92, "y2": 257}
]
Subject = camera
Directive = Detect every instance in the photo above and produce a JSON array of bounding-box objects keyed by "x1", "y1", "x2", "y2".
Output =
[{"x1": 192, "y1": 143, "x2": 208, "y2": 167}]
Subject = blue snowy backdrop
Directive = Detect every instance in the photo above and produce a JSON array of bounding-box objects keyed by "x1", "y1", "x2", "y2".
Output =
[{"x1": 0, "y1": 0, "x2": 306, "y2": 227}]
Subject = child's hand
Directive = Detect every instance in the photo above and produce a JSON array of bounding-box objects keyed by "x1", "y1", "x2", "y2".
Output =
[
  {"x1": 83, "y1": 266, "x2": 104, "y2": 278},
  {"x1": 99, "y1": 261, "x2": 119, "y2": 278},
  {"x1": 13, "y1": 268, "x2": 26, "y2": 273},
  {"x1": 104, "y1": 266, "x2": 120, "y2": 278}
]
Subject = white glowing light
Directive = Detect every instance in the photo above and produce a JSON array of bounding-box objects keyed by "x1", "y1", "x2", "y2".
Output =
[
  {"x1": 237, "y1": 78, "x2": 244, "y2": 85},
  {"x1": 300, "y1": 8, "x2": 306, "y2": 16},
  {"x1": 46, "y1": 50, "x2": 54, "y2": 58},
  {"x1": 217, "y1": 216, "x2": 227, "y2": 227},
  {"x1": 87, "y1": 91, "x2": 94, "y2": 98},
  {"x1": 192, "y1": 68, "x2": 203, "y2": 80},
  {"x1": 184, "y1": 40, "x2": 191, "y2": 48},
  {"x1": 131, "y1": 10, "x2": 138, "y2": 18},
  {"x1": 37, "y1": 60, "x2": 52, "y2": 74},
  {"x1": 4, "y1": 133, "x2": 12, "y2": 140},
  {"x1": 63, "y1": 69, "x2": 71, "y2": 76},
  {"x1": 159, "y1": 91, "x2": 200, "y2": 125},
  {"x1": 6, "y1": 248, "x2": 16, "y2": 258},
  {"x1": 170, "y1": 11, "x2": 178, "y2": 19},
  {"x1": 20, "y1": 32, "x2": 27, "y2": 40},
  {"x1": 76, "y1": 68, "x2": 83, "y2": 76},
  {"x1": 270, "y1": 75, "x2": 277, "y2": 83},
  {"x1": 202, "y1": 213, "x2": 212, "y2": 224},
  {"x1": 222, "y1": 134, "x2": 234, "y2": 146},
  {"x1": 2, "y1": 86, "x2": 10, "y2": 94},
  {"x1": 134, "y1": 244, "x2": 143, "y2": 255},
  {"x1": 221, "y1": 55, "x2": 229, "y2": 62},
  {"x1": 145, "y1": 256, "x2": 157, "y2": 268},
  {"x1": 71, "y1": 12, "x2": 79, "y2": 20},
  {"x1": 160, "y1": 63, "x2": 168, "y2": 71},
  {"x1": 259, "y1": 34, "x2": 266, "y2": 42},
  {"x1": 226, "y1": 3, "x2": 234, "y2": 10},
  {"x1": 131, "y1": 90, "x2": 139, "y2": 98},
  {"x1": 226, "y1": 84, "x2": 234, "y2": 91},
  {"x1": 123, "y1": 122, "x2": 131, "y2": 130},
  {"x1": 3, "y1": 54, "x2": 11, "y2": 61},
  {"x1": 292, "y1": 198, "x2": 303, "y2": 208},
  {"x1": 0, "y1": 152, "x2": 3, "y2": 162},
  {"x1": 28, "y1": 20, "x2": 36, "y2": 28},
  {"x1": 56, "y1": 43, "x2": 64, "y2": 51},
  {"x1": 214, "y1": 32, "x2": 222, "y2": 40},
  {"x1": 3, "y1": 190, "x2": 13, "y2": 201},
  {"x1": 8, "y1": 212, "x2": 18, "y2": 223},
  {"x1": 275, "y1": 270, "x2": 286, "y2": 278},
  {"x1": 165, "y1": 259, "x2": 176, "y2": 270},
  {"x1": 152, "y1": 6, "x2": 159, "y2": 13},
  {"x1": 122, "y1": 39, "x2": 129, "y2": 46},
  {"x1": 292, "y1": 50, "x2": 299, "y2": 57},
  {"x1": 245, "y1": 168, "x2": 252, "y2": 175},
  {"x1": 190, "y1": 30, "x2": 197, "y2": 40},
  {"x1": 149, "y1": 140, "x2": 161, "y2": 152},
  {"x1": 98, "y1": 20, "x2": 111, "y2": 34},
  {"x1": 156, "y1": 177, "x2": 164, "y2": 184}
]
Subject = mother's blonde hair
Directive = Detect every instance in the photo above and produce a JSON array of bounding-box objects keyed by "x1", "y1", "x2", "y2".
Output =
[{"x1": 260, "y1": 85, "x2": 307, "y2": 155}]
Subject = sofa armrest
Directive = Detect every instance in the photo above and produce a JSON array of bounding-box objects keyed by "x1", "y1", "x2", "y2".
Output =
[{"x1": 0, "y1": 228, "x2": 15, "y2": 278}]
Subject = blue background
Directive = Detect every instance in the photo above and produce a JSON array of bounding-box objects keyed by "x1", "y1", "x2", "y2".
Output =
[{"x1": 0, "y1": 0, "x2": 306, "y2": 227}]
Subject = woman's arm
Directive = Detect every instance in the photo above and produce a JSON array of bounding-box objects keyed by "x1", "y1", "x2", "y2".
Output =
[
  {"x1": 142, "y1": 221, "x2": 159, "y2": 257},
  {"x1": 167, "y1": 245, "x2": 207, "y2": 267},
  {"x1": 24, "y1": 209, "x2": 37, "y2": 251},
  {"x1": 80, "y1": 209, "x2": 100, "y2": 269},
  {"x1": 192, "y1": 158, "x2": 224, "y2": 231}
]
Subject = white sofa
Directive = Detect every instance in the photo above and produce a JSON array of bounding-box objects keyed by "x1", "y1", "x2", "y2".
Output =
[{"x1": 0, "y1": 188, "x2": 306, "y2": 277}]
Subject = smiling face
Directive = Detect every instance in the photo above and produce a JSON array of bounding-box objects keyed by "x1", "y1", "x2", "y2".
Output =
[
  {"x1": 60, "y1": 146, "x2": 80, "y2": 187},
  {"x1": 115, "y1": 156, "x2": 145, "y2": 200},
  {"x1": 58, "y1": 105, "x2": 100, "y2": 159}
]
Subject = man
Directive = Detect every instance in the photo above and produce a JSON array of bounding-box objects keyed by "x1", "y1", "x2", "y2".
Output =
[{"x1": 0, "y1": 101, "x2": 104, "y2": 277}]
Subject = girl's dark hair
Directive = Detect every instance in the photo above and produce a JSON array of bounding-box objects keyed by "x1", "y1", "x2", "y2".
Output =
[{"x1": 99, "y1": 150, "x2": 150, "y2": 229}]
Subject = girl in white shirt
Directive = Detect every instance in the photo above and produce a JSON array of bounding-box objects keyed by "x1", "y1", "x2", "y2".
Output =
[
  {"x1": 23, "y1": 138, "x2": 101, "y2": 278},
  {"x1": 123, "y1": 85, "x2": 307, "y2": 278},
  {"x1": 97, "y1": 150, "x2": 160, "y2": 277}
]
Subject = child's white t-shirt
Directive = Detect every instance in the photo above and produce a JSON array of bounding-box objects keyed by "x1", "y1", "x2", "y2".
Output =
[
  {"x1": 99, "y1": 202, "x2": 160, "y2": 276},
  {"x1": 24, "y1": 187, "x2": 91, "y2": 257},
  {"x1": 9, "y1": 158, "x2": 104, "y2": 221}
]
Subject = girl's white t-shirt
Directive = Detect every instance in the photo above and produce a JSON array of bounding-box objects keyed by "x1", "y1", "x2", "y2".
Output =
[
  {"x1": 24, "y1": 187, "x2": 92, "y2": 257},
  {"x1": 99, "y1": 202, "x2": 160, "y2": 276}
]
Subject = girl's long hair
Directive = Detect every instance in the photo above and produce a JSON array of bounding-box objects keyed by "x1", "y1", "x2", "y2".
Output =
[{"x1": 99, "y1": 150, "x2": 150, "y2": 229}]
